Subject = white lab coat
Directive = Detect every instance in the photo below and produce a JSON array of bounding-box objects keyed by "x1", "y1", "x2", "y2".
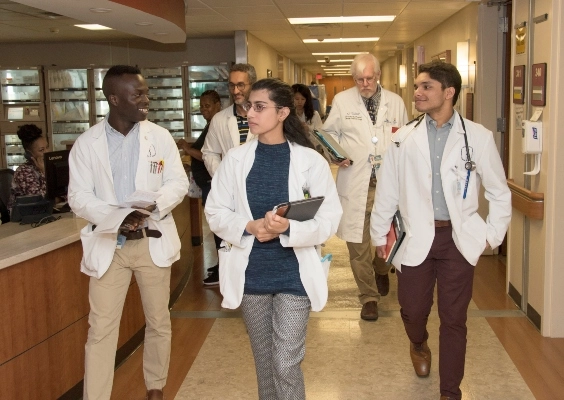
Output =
[
  {"x1": 201, "y1": 105, "x2": 255, "y2": 177},
  {"x1": 370, "y1": 111, "x2": 512, "y2": 271},
  {"x1": 68, "y1": 120, "x2": 189, "y2": 278},
  {"x1": 323, "y1": 86, "x2": 408, "y2": 243},
  {"x1": 204, "y1": 140, "x2": 343, "y2": 311}
]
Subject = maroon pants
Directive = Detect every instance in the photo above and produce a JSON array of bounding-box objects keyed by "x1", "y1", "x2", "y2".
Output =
[{"x1": 397, "y1": 226, "x2": 474, "y2": 400}]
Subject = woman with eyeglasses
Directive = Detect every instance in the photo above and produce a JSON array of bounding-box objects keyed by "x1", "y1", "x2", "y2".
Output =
[
  {"x1": 205, "y1": 78, "x2": 342, "y2": 399},
  {"x1": 177, "y1": 90, "x2": 223, "y2": 283}
]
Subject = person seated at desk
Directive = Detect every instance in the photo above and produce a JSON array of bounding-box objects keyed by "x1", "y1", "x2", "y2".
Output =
[
  {"x1": 8, "y1": 124, "x2": 48, "y2": 211},
  {"x1": 177, "y1": 89, "x2": 223, "y2": 285}
]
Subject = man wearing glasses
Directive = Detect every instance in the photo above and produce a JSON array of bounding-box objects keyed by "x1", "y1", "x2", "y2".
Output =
[
  {"x1": 201, "y1": 63, "x2": 257, "y2": 285},
  {"x1": 323, "y1": 53, "x2": 408, "y2": 321}
]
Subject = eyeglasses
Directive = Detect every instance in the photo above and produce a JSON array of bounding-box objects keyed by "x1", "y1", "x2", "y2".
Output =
[
  {"x1": 242, "y1": 102, "x2": 282, "y2": 113},
  {"x1": 354, "y1": 76, "x2": 377, "y2": 85},
  {"x1": 228, "y1": 82, "x2": 250, "y2": 91}
]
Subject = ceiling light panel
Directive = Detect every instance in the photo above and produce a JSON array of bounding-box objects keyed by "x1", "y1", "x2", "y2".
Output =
[
  {"x1": 304, "y1": 37, "x2": 379, "y2": 43},
  {"x1": 289, "y1": 16, "x2": 395, "y2": 24},
  {"x1": 74, "y1": 24, "x2": 112, "y2": 30},
  {"x1": 312, "y1": 52, "x2": 368, "y2": 56}
]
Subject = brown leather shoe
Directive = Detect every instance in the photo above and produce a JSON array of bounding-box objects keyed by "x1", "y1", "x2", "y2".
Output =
[
  {"x1": 376, "y1": 273, "x2": 390, "y2": 296},
  {"x1": 360, "y1": 301, "x2": 378, "y2": 321},
  {"x1": 410, "y1": 340, "x2": 431, "y2": 377},
  {"x1": 146, "y1": 389, "x2": 164, "y2": 400}
]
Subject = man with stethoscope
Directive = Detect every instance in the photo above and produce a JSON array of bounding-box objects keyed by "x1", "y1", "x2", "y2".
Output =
[
  {"x1": 371, "y1": 61, "x2": 511, "y2": 400},
  {"x1": 323, "y1": 53, "x2": 408, "y2": 321}
]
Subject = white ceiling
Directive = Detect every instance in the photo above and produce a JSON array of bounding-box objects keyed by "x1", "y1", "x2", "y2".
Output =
[{"x1": 1, "y1": 0, "x2": 478, "y2": 75}]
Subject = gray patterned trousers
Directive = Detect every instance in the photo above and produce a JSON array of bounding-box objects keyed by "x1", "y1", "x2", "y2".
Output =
[{"x1": 241, "y1": 293, "x2": 311, "y2": 400}]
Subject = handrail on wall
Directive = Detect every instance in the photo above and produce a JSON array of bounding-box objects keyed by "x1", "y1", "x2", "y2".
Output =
[{"x1": 507, "y1": 179, "x2": 544, "y2": 220}]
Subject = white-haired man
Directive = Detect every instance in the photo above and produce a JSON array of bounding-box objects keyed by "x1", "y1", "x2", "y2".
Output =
[{"x1": 323, "y1": 54, "x2": 408, "y2": 320}]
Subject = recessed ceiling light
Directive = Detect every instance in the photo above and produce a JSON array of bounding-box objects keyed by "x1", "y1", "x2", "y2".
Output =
[
  {"x1": 304, "y1": 37, "x2": 379, "y2": 43},
  {"x1": 312, "y1": 52, "x2": 369, "y2": 56},
  {"x1": 153, "y1": 32, "x2": 169, "y2": 36},
  {"x1": 323, "y1": 68, "x2": 350, "y2": 71},
  {"x1": 75, "y1": 24, "x2": 112, "y2": 30},
  {"x1": 135, "y1": 22, "x2": 154, "y2": 26},
  {"x1": 89, "y1": 8, "x2": 112, "y2": 13},
  {"x1": 320, "y1": 65, "x2": 351, "y2": 68},
  {"x1": 289, "y1": 16, "x2": 395, "y2": 24},
  {"x1": 317, "y1": 59, "x2": 354, "y2": 63}
]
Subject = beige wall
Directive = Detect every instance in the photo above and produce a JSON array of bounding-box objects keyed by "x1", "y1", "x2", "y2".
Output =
[
  {"x1": 247, "y1": 32, "x2": 313, "y2": 84},
  {"x1": 508, "y1": 0, "x2": 564, "y2": 336}
]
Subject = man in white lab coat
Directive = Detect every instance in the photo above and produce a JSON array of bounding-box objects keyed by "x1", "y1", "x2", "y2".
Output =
[
  {"x1": 323, "y1": 53, "x2": 408, "y2": 320},
  {"x1": 371, "y1": 61, "x2": 511, "y2": 400},
  {"x1": 200, "y1": 63, "x2": 256, "y2": 285},
  {"x1": 68, "y1": 65, "x2": 188, "y2": 400}
]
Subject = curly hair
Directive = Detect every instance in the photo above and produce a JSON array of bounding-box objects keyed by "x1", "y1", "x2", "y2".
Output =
[
  {"x1": 291, "y1": 83, "x2": 314, "y2": 123},
  {"x1": 200, "y1": 89, "x2": 221, "y2": 104},
  {"x1": 251, "y1": 79, "x2": 314, "y2": 149},
  {"x1": 230, "y1": 63, "x2": 257, "y2": 85},
  {"x1": 17, "y1": 124, "x2": 43, "y2": 151}
]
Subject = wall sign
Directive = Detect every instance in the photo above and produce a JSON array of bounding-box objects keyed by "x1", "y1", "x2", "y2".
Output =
[
  {"x1": 531, "y1": 63, "x2": 547, "y2": 106},
  {"x1": 513, "y1": 65, "x2": 525, "y2": 104}
]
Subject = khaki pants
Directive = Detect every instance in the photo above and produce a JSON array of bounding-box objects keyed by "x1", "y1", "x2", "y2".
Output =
[
  {"x1": 83, "y1": 237, "x2": 171, "y2": 400},
  {"x1": 346, "y1": 185, "x2": 389, "y2": 305}
]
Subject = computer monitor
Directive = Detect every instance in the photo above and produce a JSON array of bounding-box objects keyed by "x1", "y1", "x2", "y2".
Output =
[{"x1": 44, "y1": 150, "x2": 70, "y2": 204}]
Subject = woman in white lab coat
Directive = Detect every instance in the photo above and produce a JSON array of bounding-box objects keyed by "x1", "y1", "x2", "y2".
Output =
[{"x1": 205, "y1": 78, "x2": 342, "y2": 400}]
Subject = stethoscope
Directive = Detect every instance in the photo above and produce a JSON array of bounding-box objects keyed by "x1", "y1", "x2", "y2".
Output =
[{"x1": 392, "y1": 113, "x2": 476, "y2": 172}]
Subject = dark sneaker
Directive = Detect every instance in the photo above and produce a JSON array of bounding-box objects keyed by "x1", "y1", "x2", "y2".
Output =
[
  {"x1": 376, "y1": 273, "x2": 390, "y2": 296},
  {"x1": 203, "y1": 268, "x2": 219, "y2": 286},
  {"x1": 207, "y1": 264, "x2": 219, "y2": 274}
]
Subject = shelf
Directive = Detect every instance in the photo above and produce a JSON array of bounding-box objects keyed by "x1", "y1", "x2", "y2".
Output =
[
  {"x1": 151, "y1": 118, "x2": 184, "y2": 122},
  {"x1": 50, "y1": 88, "x2": 88, "y2": 91},
  {"x1": 149, "y1": 96, "x2": 183, "y2": 100},
  {"x1": 2, "y1": 83, "x2": 39, "y2": 87},
  {"x1": 2, "y1": 100, "x2": 41, "y2": 104},
  {"x1": 189, "y1": 79, "x2": 227, "y2": 83},
  {"x1": 148, "y1": 86, "x2": 182, "y2": 89},
  {"x1": 145, "y1": 75, "x2": 181, "y2": 78},
  {"x1": 52, "y1": 120, "x2": 89, "y2": 123},
  {"x1": 50, "y1": 99, "x2": 88, "y2": 102},
  {"x1": 149, "y1": 108, "x2": 183, "y2": 111}
]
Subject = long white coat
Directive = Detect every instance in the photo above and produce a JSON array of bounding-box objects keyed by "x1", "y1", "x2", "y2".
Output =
[
  {"x1": 323, "y1": 86, "x2": 408, "y2": 243},
  {"x1": 68, "y1": 120, "x2": 189, "y2": 278},
  {"x1": 204, "y1": 140, "x2": 343, "y2": 311},
  {"x1": 201, "y1": 105, "x2": 255, "y2": 177},
  {"x1": 370, "y1": 111, "x2": 511, "y2": 271}
]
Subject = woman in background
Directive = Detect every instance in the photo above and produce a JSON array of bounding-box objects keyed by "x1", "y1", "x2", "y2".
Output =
[
  {"x1": 8, "y1": 124, "x2": 48, "y2": 210},
  {"x1": 291, "y1": 83, "x2": 323, "y2": 134},
  {"x1": 177, "y1": 90, "x2": 223, "y2": 285},
  {"x1": 205, "y1": 78, "x2": 342, "y2": 399}
]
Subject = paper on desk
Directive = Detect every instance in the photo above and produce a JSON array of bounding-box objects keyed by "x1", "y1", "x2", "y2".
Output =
[
  {"x1": 93, "y1": 207, "x2": 151, "y2": 234},
  {"x1": 117, "y1": 190, "x2": 161, "y2": 209}
]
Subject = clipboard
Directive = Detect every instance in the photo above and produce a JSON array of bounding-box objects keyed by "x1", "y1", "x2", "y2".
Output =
[
  {"x1": 312, "y1": 129, "x2": 353, "y2": 164},
  {"x1": 272, "y1": 196, "x2": 324, "y2": 221},
  {"x1": 385, "y1": 210, "x2": 406, "y2": 264}
]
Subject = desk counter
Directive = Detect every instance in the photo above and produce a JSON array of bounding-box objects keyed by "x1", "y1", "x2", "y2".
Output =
[{"x1": 0, "y1": 199, "x2": 193, "y2": 399}]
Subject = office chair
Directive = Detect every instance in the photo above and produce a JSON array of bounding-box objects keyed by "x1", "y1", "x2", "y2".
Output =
[{"x1": 0, "y1": 169, "x2": 15, "y2": 223}]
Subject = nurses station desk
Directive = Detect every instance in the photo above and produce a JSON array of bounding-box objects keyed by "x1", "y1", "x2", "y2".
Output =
[{"x1": 0, "y1": 198, "x2": 192, "y2": 399}]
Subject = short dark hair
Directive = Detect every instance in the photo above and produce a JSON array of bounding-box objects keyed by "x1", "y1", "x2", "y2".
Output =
[
  {"x1": 418, "y1": 61, "x2": 462, "y2": 105},
  {"x1": 230, "y1": 63, "x2": 257, "y2": 85},
  {"x1": 251, "y1": 79, "x2": 314, "y2": 149},
  {"x1": 200, "y1": 90, "x2": 221, "y2": 104},
  {"x1": 102, "y1": 65, "x2": 141, "y2": 98},
  {"x1": 16, "y1": 124, "x2": 43, "y2": 151}
]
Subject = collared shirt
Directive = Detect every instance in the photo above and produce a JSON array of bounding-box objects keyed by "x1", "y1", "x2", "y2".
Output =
[
  {"x1": 426, "y1": 112, "x2": 456, "y2": 221},
  {"x1": 233, "y1": 104, "x2": 249, "y2": 144},
  {"x1": 361, "y1": 84, "x2": 382, "y2": 125},
  {"x1": 105, "y1": 118, "x2": 140, "y2": 204}
]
